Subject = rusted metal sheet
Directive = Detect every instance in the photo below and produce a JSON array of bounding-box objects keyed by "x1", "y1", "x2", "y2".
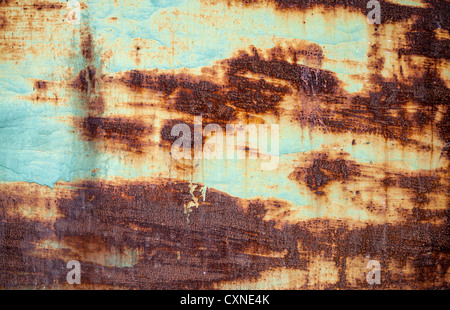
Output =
[{"x1": 0, "y1": 0, "x2": 448, "y2": 289}]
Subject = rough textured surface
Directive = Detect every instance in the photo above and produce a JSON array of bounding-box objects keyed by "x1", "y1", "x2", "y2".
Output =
[{"x1": 0, "y1": 0, "x2": 448, "y2": 289}]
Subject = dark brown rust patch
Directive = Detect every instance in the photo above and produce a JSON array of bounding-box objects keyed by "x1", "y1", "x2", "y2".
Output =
[
  {"x1": 69, "y1": 66, "x2": 106, "y2": 114},
  {"x1": 51, "y1": 181, "x2": 305, "y2": 288},
  {"x1": 81, "y1": 32, "x2": 94, "y2": 62},
  {"x1": 122, "y1": 71, "x2": 237, "y2": 120},
  {"x1": 121, "y1": 68, "x2": 287, "y2": 118},
  {"x1": 403, "y1": 68, "x2": 450, "y2": 107},
  {"x1": 0, "y1": 180, "x2": 448, "y2": 289},
  {"x1": 0, "y1": 15, "x2": 7, "y2": 30},
  {"x1": 32, "y1": 2, "x2": 64, "y2": 10},
  {"x1": 174, "y1": 82, "x2": 235, "y2": 120},
  {"x1": 406, "y1": 207, "x2": 449, "y2": 224},
  {"x1": 226, "y1": 75, "x2": 289, "y2": 114},
  {"x1": 160, "y1": 119, "x2": 229, "y2": 157},
  {"x1": 413, "y1": 109, "x2": 433, "y2": 128},
  {"x1": 288, "y1": 43, "x2": 324, "y2": 67},
  {"x1": 290, "y1": 153, "x2": 361, "y2": 193},
  {"x1": 297, "y1": 66, "x2": 449, "y2": 146},
  {"x1": 78, "y1": 116, "x2": 152, "y2": 153},
  {"x1": 396, "y1": 173, "x2": 441, "y2": 205},
  {"x1": 52, "y1": 181, "x2": 450, "y2": 289},
  {"x1": 381, "y1": 176, "x2": 396, "y2": 188},
  {"x1": 34, "y1": 80, "x2": 48, "y2": 91},
  {"x1": 71, "y1": 66, "x2": 97, "y2": 93},
  {"x1": 398, "y1": 7, "x2": 450, "y2": 60},
  {"x1": 227, "y1": 47, "x2": 340, "y2": 96},
  {"x1": 161, "y1": 119, "x2": 194, "y2": 146},
  {"x1": 125, "y1": 71, "x2": 178, "y2": 95},
  {"x1": 300, "y1": 219, "x2": 450, "y2": 288},
  {"x1": 119, "y1": 44, "x2": 340, "y2": 119},
  {"x1": 0, "y1": 221, "x2": 64, "y2": 288}
]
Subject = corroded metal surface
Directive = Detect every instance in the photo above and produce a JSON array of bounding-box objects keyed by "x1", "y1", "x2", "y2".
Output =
[{"x1": 0, "y1": 0, "x2": 448, "y2": 289}]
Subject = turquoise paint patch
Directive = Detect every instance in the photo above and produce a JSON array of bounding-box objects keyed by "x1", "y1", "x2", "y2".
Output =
[
  {"x1": 279, "y1": 125, "x2": 324, "y2": 155},
  {"x1": 193, "y1": 157, "x2": 312, "y2": 207},
  {"x1": 83, "y1": 0, "x2": 368, "y2": 73},
  {"x1": 0, "y1": 99, "x2": 98, "y2": 187},
  {"x1": 344, "y1": 141, "x2": 429, "y2": 170}
]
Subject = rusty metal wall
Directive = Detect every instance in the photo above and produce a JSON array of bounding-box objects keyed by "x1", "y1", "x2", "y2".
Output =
[{"x1": 0, "y1": 0, "x2": 448, "y2": 289}]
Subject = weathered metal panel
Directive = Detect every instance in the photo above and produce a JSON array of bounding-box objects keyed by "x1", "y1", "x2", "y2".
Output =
[{"x1": 0, "y1": 0, "x2": 448, "y2": 289}]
